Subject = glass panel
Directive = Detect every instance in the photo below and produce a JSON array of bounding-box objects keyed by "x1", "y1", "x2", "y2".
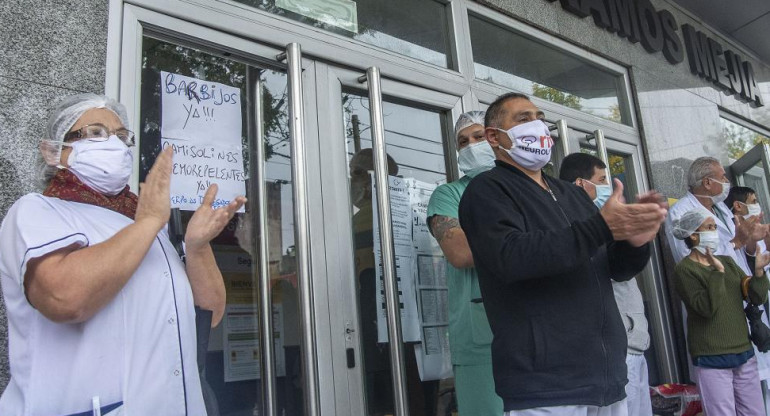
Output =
[
  {"x1": 721, "y1": 117, "x2": 770, "y2": 160},
  {"x1": 139, "y1": 36, "x2": 304, "y2": 415},
  {"x1": 233, "y1": 0, "x2": 451, "y2": 67},
  {"x1": 343, "y1": 91, "x2": 454, "y2": 415},
  {"x1": 469, "y1": 14, "x2": 631, "y2": 126}
]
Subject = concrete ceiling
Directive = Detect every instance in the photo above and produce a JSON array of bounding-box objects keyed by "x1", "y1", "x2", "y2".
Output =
[{"x1": 670, "y1": 0, "x2": 770, "y2": 65}]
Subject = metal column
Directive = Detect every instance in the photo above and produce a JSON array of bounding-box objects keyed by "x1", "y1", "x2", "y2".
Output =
[
  {"x1": 589, "y1": 129, "x2": 612, "y2": 187},
  {"x1": 554, "y1": 119, "x2": 571, "y2": 156},
  {"x1": 359, "y1": 66, "x2": 410, "y2": 416},
  {"x1": 248, "y1": 67, "x2": 278, "y2": 416},
  {"x1": 277, "y1": 43, "x2": 320, "y2": 416}
]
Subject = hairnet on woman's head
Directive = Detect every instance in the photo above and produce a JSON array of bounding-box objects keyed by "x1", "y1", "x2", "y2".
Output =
[
  {"x1": 454, "y1": 111, "x2": 486, "y2": 142},
  {"x1": 38, "y1": 93, "x2": 129, "y2": 186},
  {"x1": 47, "y1": 93, "x2": 129, "y2": 142},
  {"x1": 672, "y1": 207, "x2": 712, "y2": 239}
]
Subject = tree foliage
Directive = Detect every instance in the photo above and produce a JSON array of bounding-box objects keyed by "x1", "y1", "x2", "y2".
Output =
[
  {"x1": 531, "y1": 83, "x2": 583, "y2": 111},
  {"x1": 724, "y1": 121, "x2": 770, "y2": 160}
]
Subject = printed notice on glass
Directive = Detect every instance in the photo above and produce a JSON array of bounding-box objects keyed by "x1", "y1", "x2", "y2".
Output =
[
  {"x1": 410, "y1": 178, "x2": 452, "y2": 381},
  {"x1": 160, "y1": 71, "x2": 246, "y2": 212},
  {"x1": 223, "y1": 274, "x2": 285, "y2": 382},
  {"x1": 373, "y1": 175, "x2": 421, "y2": 343}
]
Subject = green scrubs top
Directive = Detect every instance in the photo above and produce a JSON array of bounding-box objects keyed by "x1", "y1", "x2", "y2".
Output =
[{"x1": 427, "y1": 175, "x2": 493, "y2": 366}]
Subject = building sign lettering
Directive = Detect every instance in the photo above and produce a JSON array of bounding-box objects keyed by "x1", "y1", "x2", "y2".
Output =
[{"x1": 546, "y1": 0, "x2": 764, "y2": 107}]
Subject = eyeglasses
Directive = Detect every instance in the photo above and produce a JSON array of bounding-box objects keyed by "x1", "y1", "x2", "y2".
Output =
[{"x1": 64, "y1": 123, "x2": 135, "y2": 146}]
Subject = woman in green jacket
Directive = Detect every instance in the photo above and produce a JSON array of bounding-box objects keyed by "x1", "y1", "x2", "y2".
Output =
[{"x1": 672, "y1": 207, "x2": 770, "y2": 415}]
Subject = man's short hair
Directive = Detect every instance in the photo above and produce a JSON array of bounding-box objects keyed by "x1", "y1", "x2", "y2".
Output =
[
  {"x1": 726, "y1": 186, "x2": 756, "y2": 210},
  {"x1": 559, "y1": 153, "x2": 607, "y2": 183},
  {"x1": 484, "y1": 92, "x2": 530, "y2": 128},
  {"x1": 687, "y1": 157, "x2": 720, "y2": 191}
]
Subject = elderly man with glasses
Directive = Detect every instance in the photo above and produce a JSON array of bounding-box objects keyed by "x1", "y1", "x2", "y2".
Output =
[{"x1": 0, "y1": 93, "x2": 244, "y2": 415}]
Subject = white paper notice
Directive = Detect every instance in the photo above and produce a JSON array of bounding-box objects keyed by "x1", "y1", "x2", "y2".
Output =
[
  {"x1": 223, "y1": 303, "x2": 285, "y2": 382},
  {"x1": 409, "y1": 179, "x2": 452, "y2": 381},
  {"x1": 373, "y1": 175, "x2": 421, "y2": 343},
  {"x1": 372, "y1": 175, "x2": 452, "y2": 379},
  {"x1": 160, "y1": 71, "x2": 246, "y2": 211}
]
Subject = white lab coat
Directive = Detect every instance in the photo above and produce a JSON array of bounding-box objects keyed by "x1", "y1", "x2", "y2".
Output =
[{"x1": 0, "y1": 194, "x2": 206, "y2": 415}]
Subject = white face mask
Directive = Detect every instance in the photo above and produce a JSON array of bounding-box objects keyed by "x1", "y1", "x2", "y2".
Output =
[
  {"x1": 693, "y1": 230, "x2": 719, "y2": 255},
  {"x1": 458, "y1": 141, "x2": 496, "y2": 177},
  {"x1": 497, "y1": 119, "x2": 553, "y2": 171},
  {"x1": 741, "y1": 201, "x2": 762, "y2": 219},
  {"x1": 698, "y1": 178, "x2": 730, "y2": 204},
  {"x1": 67, "y1": 135, "x2": 133, "y2": 195}
]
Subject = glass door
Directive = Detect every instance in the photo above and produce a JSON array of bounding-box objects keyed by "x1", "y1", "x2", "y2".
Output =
[
  {"x1": 730, "y1": 144, "x2": 770, "y2": 224},
  {"x1": 315, "y1": 63, "x2": 466, "y2": 416},
  {"x1": 577, "y1": 130, "x2": 679, "y2": 386},
  {"x1": 119, "y1": 7, "x2": 325, "y2": 416}
]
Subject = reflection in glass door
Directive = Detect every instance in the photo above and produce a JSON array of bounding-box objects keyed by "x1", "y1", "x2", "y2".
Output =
[{"x1": 136, "y1": 35, "x2": 306, "y2": 416}]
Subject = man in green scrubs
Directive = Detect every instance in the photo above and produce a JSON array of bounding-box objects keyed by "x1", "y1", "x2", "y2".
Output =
[{"x1": 427, "y1": 111, "x2": 503, "y2": 415}]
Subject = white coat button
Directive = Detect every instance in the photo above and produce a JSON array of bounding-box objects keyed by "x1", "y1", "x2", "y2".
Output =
[
  {"x1": 163, "y1": 271, "x2": 170, "y2": 278},
  {"x1": 168, "y1": 317, "x2": 175, "y2": 324},
  {"x1": 174, "y1": 369, "x2": 180, "y2": 376}
]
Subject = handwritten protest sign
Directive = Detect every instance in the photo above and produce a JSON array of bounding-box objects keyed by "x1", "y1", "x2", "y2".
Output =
[{"x1": 160, "y1": 71, "x2": 246, "y2": 211}]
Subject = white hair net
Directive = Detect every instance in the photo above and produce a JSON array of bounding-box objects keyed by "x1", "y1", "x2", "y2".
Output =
[
  {"x1": 454, "y1": 111, "x2": 486, "y2": 142},
  {"x1": 38, "y1": 93, "x2": 129, "y2": 186},
  {"x1": 671, "y1": 207, "x2": 712, "y2": 239}
]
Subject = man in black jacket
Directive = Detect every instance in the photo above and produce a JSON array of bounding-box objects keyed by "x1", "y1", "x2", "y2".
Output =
[{"x1": 459, "y1": 92, "x2": 667, "y2": 415}]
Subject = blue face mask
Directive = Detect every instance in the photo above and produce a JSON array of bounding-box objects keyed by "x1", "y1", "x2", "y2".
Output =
[
  {"x1": 458, "y1": 141, "x2": 496, "y2": 178},
  {"x1": 588, "y1": 180, "x2": 612, "y2": 209}
]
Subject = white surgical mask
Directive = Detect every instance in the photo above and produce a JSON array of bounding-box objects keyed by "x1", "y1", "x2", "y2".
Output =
[
  {"x1": 458, "y1": 141, "x2": 496, "y2": 178},
  {"x1": 588, "y1": 180, "x2": 612, "y2": 209},
  {"x1": 740, "y1": 201, "x2": 762, "y2": 219},
  {"x1": 697, "y1": 178, "x2": 730, "y2": 204},
  {"x1": 693, "y1": 230, "x2": 719, "y2": 255},
  {"x1": 67, "y1": 135, "x2": 133, "y2": 195},
  {"x1": 497, "y1": 119, "x2": 553, "y2": 171}
]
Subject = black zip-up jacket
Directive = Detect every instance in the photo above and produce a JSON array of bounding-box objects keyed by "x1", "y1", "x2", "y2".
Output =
[{"x1": 458, "y1": 161, "x2": 651, "y2": 411}]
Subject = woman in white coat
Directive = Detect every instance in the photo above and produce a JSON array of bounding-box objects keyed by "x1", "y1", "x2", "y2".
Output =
[{"x1": 0, "y1": 93, "x2": 244, "y2": 415}]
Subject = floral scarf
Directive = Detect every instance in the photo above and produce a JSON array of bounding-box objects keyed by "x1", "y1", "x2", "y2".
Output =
[{"x1": 43, "y1": 169, "x2": 138, "y2": 219}]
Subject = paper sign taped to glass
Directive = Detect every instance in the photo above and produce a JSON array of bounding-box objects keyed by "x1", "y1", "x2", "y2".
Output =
[
  {"x1": 160, "y1": 71, "x2": 246, "y2": 212},
  {"x1": 222, "y1": 274, "x2": 286, "y2": 382},
  {"x1": 372, "y1": 175, "x2": 452, "y2": 380}
]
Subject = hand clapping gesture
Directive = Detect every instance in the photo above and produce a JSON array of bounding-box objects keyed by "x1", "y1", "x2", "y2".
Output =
[
  {"x1": 185, "y1": 184, "x2": 247, "y2": 251},
  {"x1": 754, "y1": 243, "x2": 770, "y2": 277},
  {"x1": 600, "y1": 179, "x2": 668, "y2": 247}
]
